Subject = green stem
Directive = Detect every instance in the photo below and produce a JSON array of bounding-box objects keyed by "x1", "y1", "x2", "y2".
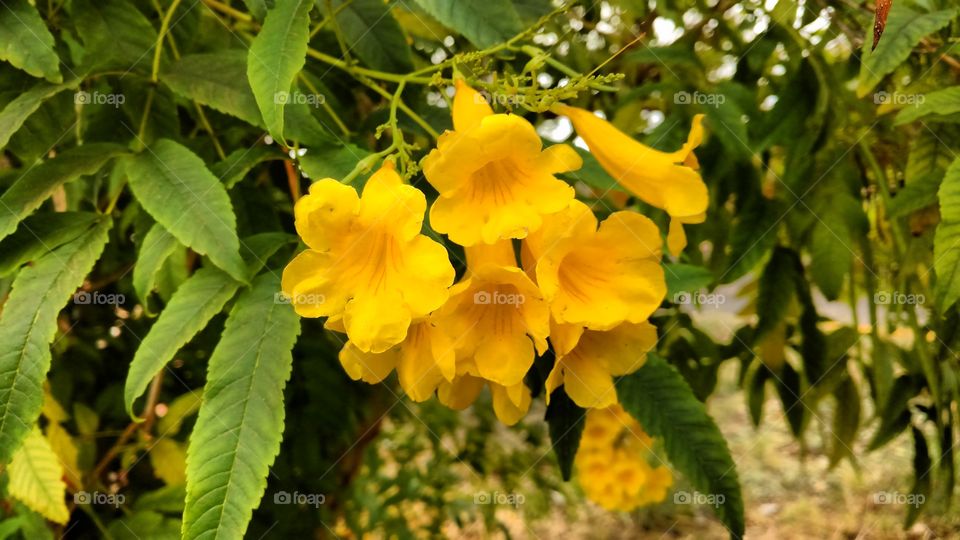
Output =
[{"x1": 151, "y1": 0, "x2": 184, "y2": 83}]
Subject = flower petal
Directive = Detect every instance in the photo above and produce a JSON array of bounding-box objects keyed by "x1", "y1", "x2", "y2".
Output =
[
  {"x1": 359, "y1": 163, "x2": 426, "y2": 241},
  {"x1": 294, "y1": 179, "x2": 359, "y2": 252},
  {"x1": 491, "y1": 382, "x2": 531, "y2": 425},
  {"x1": 452, "y1": 80, "x2": 493, "y2": 132},
  {"x1": 343, "y1": 289, "x2": 411, "y2": 353},
  {"x1": 280, "y1": 249, "x2": 342, "y2": 318},
  {"x1": 560, "y1": 352, "x2": 618, "y2": 409},
  {"x1": 339, "y1": 341, "x2": 400, "y2": 383},
  {"x1": 437, "y1": 374, "x2": 485, "y2": 409}
]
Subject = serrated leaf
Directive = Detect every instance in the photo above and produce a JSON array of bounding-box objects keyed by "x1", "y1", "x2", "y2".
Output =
[
  {"x1": 0, "y1": 79, "x2": 78, "y2": 150},
  {"x1": 412, "y1": 0, "x2": 522, "y2": 48},
  {"x1": 182, "y1": 274, "x2": 300, "y2": 540},
  {"x1": 163, "y1": 52, "x2": 336, "y2": 147},
  {"x1": 150, "y1": 438, "x2": 187, "y2": 486},
  {"x1": 0, "y1": 0, "x2": 61, "y2": 82},
  {"x1": 72, "y1": 0, "x2": 157, "y2": 72},
  {"x1": 0, "y1": 218, "x2": 111, "y2": 463},
  {"x1": 0, "y1": 144, "x2": 125, "y2": 242},
  {"x1": 247, "y1": 0, "x2": 312, "y2": 144},
  {"x1": 935, "y1": 159, "x2": 960, "y2": 310},
  {"x1": 895, "y1": 86, "x2": 960, "y2": 125},
  {"x1": 133, "y1": 223, "x2": 182, "y2": 315},
  {"x1": 124, "y1": 267, "x2": 240, "y2": 418},
  {"x1": 211, "y1": 146, "x2": 284, "y2": 189},
  {"x1": 45, "y1": 423, "x2": 80, "y2": 489},
  {"x1": 126, "y1": 139, "x2": 246, "y2": 282},
  {"x1": 618, "y1": 354, "x2": 744, "y2": 538},
  {"x1": 0, "y1": 212, "x2": 99, "y2": 277},
  {"x1": 544, "y1": 388, "x2": 585, "y2": 481},
  {"x1": 331, "y1": 0, "x2": 413, "y2": 73},
  {"x1": 857, "y1": 5, "x2": 958, "y2": 96},
  {"x1": 8, "y1": 428, "x2": 69, "y2": 524}
]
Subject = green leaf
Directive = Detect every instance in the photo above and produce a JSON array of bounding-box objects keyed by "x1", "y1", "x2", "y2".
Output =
[
  {"x1": 211, "y1": 146, "x2": 284, "y2": 189},
  {"x1": 0, "y1": 79, "x2": 79, "y2": 150},
  {"x1": 856, "y1": 5, "x2": 958, "y2": 96},
  {"x1": 412, "y1": 0, "x2": 522, "y2": 48},
  {"x1": 331, "y1": 0, "x2": 413, "y2": 73},
  {"x1": 724, "y1": 196, "x2": 783, "y2": 282},
  {"x1": 0, "y1": 212, "x2": 99, "y2": 277},
  {"x1": 72, "y1": 0, "x2": 157, "y2": 72},
  {"x1": 299, "y1": 144, "x2": 371, "y2": 183},
  {"x1": 0, "y1": 217, "x2": 111, "y2": 463},
  {"x1": 182, "y1": 274, "x2": 300, "y2": 540},
  {"x1": 935, "y1": 159, "x2": 960, "y2": 310},
  {"x1": 0, "y1": 0, "x2": 61, "y2": 82},
  {"x1": 829, "y1": 377, "x2": 860, "y2": 466},
  {"x1": 132, "y1": 223, "x2": 182, "y2": 314},
  {"x1": 126, "y1": 139, "x2": 247, "y2": 282},
  {"x1": 755, "y1": 247, "x2": 800, "y2": 341},
  {"x1": 163, "y1": 51, "x2": 336, "y2": 147},
  {"x1": 108, "y1": 511, "x2": 181, "y2": 540},
  {"x1": 7, "y1": 428, "x2": 69, "y2": 524},
  {"x1": 247, "y1": 0, "x2": 312, "y2": 144},
  {"x1": 665, "y1": 263, "x2": 714, "y2": 300},
  {"x1": 888, "y1": 172, "x2": 941, "y2": 217},
  {"x1": 544, "y1": 388, "x2": 585, "y2": 481},
  {"x1": 895, "y1": 86, "x2": 960, "y2": 124},
  {"x1": 0, "y1": 143, "x2": 126, "y2": 242},
  {"x1": 124, "y1": 267, "x2": 241, "y2": 418},
  {"x1": 618, "y1": 354, "x2": 744, "y2": 539}
]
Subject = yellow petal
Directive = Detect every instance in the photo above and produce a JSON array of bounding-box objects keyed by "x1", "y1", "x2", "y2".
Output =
[
  {"x1": 396, "y1": 322, "x2": 452, "y2": 401},
  {"x1": 437, "y1": 374, "x2": 485, "y2": 409},
  {"x1": 452, "y1": 79, "x2": 493, "y2": 132},
  {"x1": 343, "y1": 290, "x2": 411, "y2": 353},
  {"x1": 534, "y1": 143, "x2": 583, "y2": 174},
  {"x1": 558, "y1": 352, "x2": 618, "y2": 408},
  {"x1": 555, "y1": 105, "x2": 708, "y2": 219},
  {"x1": 280, "y1": 250, "x2": 343, "y2": 318},
  {"x1": 491, "y1": 382, "x2": 531, "y2": 425},
  {"x1": 399, "y1": 235, "x2": 455, "y2": 317},
  {"x1": 549, "y1": 319, "x2": 584, "y2": 357},
  {"x1": 359, "y1": 163, "x2": 426, "y2": 241},
  {"x1": 667, "y1": 218, "x2": 687, "y2": 256},
  {"x1": 339, "y1": 341, "x2": 399, "y2": 383},
  {"x1": 474, "y1": 332, "x2": 535, "y2": 387},
  {"x1": 294, "y1": 179, "x2": 359, "y2": 252},
  {"x1": 578, "y1": 322, "x2": 658, "y2": 377}
]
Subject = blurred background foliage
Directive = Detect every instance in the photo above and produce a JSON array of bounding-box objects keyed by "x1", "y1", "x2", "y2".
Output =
[{"x1": 2, "y1": 0, "x2": 960, "y2": 537}]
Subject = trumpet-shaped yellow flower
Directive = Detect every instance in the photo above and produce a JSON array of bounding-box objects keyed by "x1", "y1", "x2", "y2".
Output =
[
  {"x1": 282, "y1": 163, "x2": 455, "y2": 353},
  {"x1": 554, "y1": 105, "x2": 706, "y2": 255},
  {"x1": 576, "y1": 405, "x2": 672, "y2": 511},
  {"x1": 437, "y1": 240, "x2": 550, "y2": 388},
  {"x1": 545, "y1": 320, "x2": 657, "y2": 408},
  {"x1": 437, "y1": 373, "x2": 532, "y2": 426},
  {"x1": 338, "y1": 319, "x2": 456, "y2": 402},
  {"x1": 422, "y1": 81, "x2": 582, "y2": 246},
  {"x1": 525, "y1": 200, "x2": 666, "y2": 331}
]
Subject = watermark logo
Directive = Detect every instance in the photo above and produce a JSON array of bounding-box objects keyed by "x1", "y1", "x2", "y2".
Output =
[
  {"x1": 273, "y1": 490, "x2": 325, "y2": 507},
  {"x1": 474, "y1": 490, "x2": 525, "y2": 507},
  {"x1": 74, "y1": 491, "x2": 125, "y2": 508},
  {"x1": 274, "y1": 292, "x2": 326, "y2": 306},
  {"x1": 674, "y1": 91, "x2": 725, "y2": 107},
  {"x1": 74, "y1": 90, "x2": 125, "y2": 108},
  {"x1": 73, "y1": 291, "x2": 125, "y2": 306},
  {"x1": 674, "y1": 490, "x2": 725, "y2": 507},
  {"x1": 473, "y1": 291, "x2": 525, "y2": 306},
  {"x1": 673, "y1": 290, "x2": 725, "y2": 308},
  {"x1": 472, "y1": 90, "x2": 526, "y2": 106},
  {"x1": 874, "y1": 91, "x2": 925, "y2": 107},
  {"x1": 874, "y1": 491, "x2": 925, "y2": 508},
  {"x1": 874, "y1": 291, "x2": 924, "y2": 305},
  {"x1": 274, "y1": 91, "x2": 325, "y2": 107}
]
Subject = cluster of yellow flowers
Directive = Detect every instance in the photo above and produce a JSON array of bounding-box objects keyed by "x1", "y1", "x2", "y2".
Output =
[
  {"x1": 281, "y1": 79, "x2": 706, "y2": 425},
  {"x1": 575, "y1": 405, "x2": 672, "y2": 511}
]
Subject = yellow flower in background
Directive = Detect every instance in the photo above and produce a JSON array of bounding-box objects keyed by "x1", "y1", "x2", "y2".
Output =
[
  {"x1": 576, "y1": 405, "x2": 672, "y2": 512},
  {"x1": 422, "y1": 80, "x2": 582, "y2": 246},
  {"x1": 436, "y1": 373, "x2": 532, "y2": 426},
  {"x1": 553, "y1": 105, "x2": 706, "y2": 256},
  {"x1": 437, "y1": 240, "x2": 550, "y2": 388},
  {"x1": 545, "y1": 320, "x2": 657, "y2": 408},
  {"x1": 281, "y1": 162, "x2": 455, "y2": 353},
  {"x1": 337, "y1": 318, "x2": 456, "y2": 402},
  {"x1": 524, "y1": 199, "x2": 666, "y2": 331}
]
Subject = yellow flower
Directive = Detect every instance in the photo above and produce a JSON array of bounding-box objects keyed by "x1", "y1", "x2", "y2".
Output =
[
  {"x1": 436, "y1": 374, "x2": 532, "y2": 426},
  {"x1": 545, "y1": 320, "x2": 657, "y2": 409},
  {"x1": 422, "y1": 80, "x2": 582, "y2": 246},
  {"x1": 524, "y1": 199, "x2": 666, "y2": 331},
  {"x1": 576, "y1": 405, "x2": 672, "y2": 512},
  {"x1": 437, "y1": 240, "x2": 550, "y2": 388},
  {"x1": 337, "y1": 318, "x2": 456, "y2": 402},
  {"x1": 553, "y1": 105, "x2": 706, "y2": 255},
  {"x1": 281, "y1": 162, "x2": 455, "y2": 353}
]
